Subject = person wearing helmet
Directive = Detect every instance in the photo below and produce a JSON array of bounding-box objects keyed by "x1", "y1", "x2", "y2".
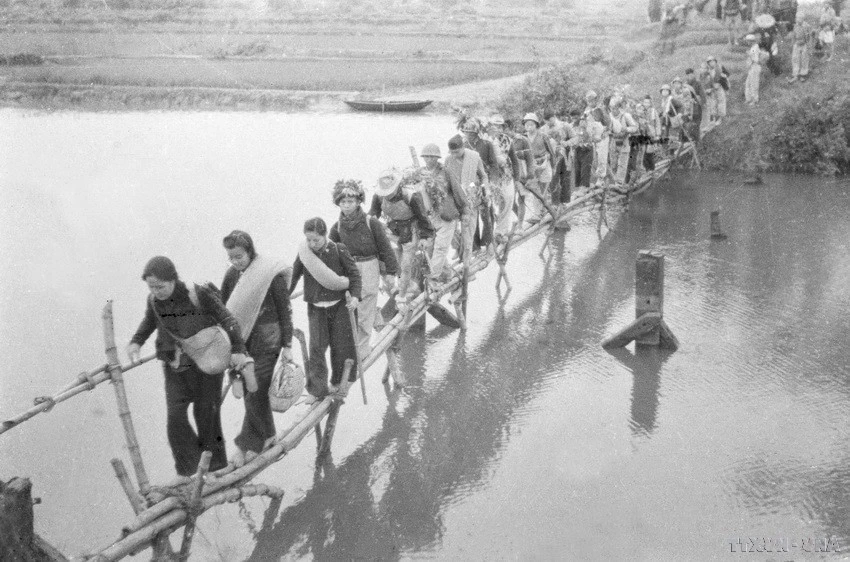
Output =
[
  {"x1": 419, "y1": 143, "x2": 466, "y2": 282},
  {"x1": 370, "y1": 169, "x2": 435, "y2": 305},
  {"x1": 671, "y1": 76, "x2": 699, "y2": 143},
  {"x1": 462, "y1": 117, "x2": 501, "y2": 253},
  {"x1": 705, "y1": 56, "x2": 729, "y2": 125},
  {"x1": 607, "y1": 96, "x2": 639, "y2": 187},
  {"x1": 328, "y1": 179, "x2": 398, "y2": 361},
  {"x1": 659, "y1": 84, "x2": 685, "y2": 156},
  {"x1": 484, "y1": 115, "x2": 520, "y2": 247}
]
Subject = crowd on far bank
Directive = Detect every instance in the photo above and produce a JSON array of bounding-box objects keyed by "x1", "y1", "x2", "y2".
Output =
[{"x1": 661, "y1": 0, "x2": 844, "y2": 105}]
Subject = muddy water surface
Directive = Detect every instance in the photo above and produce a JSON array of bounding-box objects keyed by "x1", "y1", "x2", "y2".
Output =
[{"x1": 1, "y1": 109, "x2": 848, "y2": 560}]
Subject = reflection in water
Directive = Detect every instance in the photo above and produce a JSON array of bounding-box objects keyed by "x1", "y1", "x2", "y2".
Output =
[
  {"x1": 607, "y1": 346, "x2": 669, "y2": 438},
  {"x1": 249, "y1": 225, "x2": 646, "y2": 559}
]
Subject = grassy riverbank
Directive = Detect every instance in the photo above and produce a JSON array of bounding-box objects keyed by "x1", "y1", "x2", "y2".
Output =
[{"x1": 492, "y1": 11, "x2": 850, "y2": 175}]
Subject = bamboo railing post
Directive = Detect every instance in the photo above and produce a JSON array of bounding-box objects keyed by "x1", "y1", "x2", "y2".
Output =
[
  {"x1": 345, "y1": 292, "x2": 367, "y2": 405},
  {"x1": 178, "y1": 451, "x2": 211, "y2": 561},
  {"x1": 102, "y1": 301, "x2": 150, "y2": 496},
  {"x1": 110, "y1": 459, "x2": 146, "y2": 515}
]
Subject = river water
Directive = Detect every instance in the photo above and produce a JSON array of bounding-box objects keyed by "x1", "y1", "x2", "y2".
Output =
[{"x1": 1, "y1": 109, "x2": 848, "y2": 560}]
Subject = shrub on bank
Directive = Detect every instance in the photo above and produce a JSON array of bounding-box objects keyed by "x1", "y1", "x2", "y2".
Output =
[
  {"x1": 497, "y1": 63, "x2": 583, "y2": 118},
  {"x1": 765, "y1": 93, "x2": 850, "y2": 175}
]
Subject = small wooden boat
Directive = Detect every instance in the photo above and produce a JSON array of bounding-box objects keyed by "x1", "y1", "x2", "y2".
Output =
[{"x1": 345, "y1": 99, "x2": 433, "y2": 112}]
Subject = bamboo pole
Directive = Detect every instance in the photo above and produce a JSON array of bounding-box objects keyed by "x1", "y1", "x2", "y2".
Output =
[
  {"x1": 90, "y1": 483, "x2": 283, "y2": 562},
  {"x1": 345, "y1": 293, "x2": 367, "y2": 405},
  {"x1": 102, "y1": 301, "x2": 150, "y2": 496},
  {"x1": 177, "y1": 451, "x2": 211, "y2": 561},
  {"x1": 1, "y1": 354, "x2": 156, "y2": 436},
  {"x1": 110, "y1": 459, "x2": 146, "y2": 515}
]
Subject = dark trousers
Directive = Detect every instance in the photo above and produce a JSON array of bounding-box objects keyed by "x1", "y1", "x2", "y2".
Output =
[
  {"x1": 643, "y1": 150, "x2": 657, "y2": 171},
  {"x1": 234, "y1": 351, "x2": 277, "y2": 454},
  {"x1": 574, "y1": 147, "x2": 593, "y2": 188},
  {"x1": 473, "y1": 201, "x2": 493, "y2": 251},
  {"x1": 307, "y1": 301, "x2": 357, "y2": 397},
  {"x1": 164, "y1": 364, "x2": 226, "y2": 476}
]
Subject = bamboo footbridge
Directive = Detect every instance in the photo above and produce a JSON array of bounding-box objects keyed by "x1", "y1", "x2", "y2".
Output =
[{"x1": 1, "y1": 142, "x2": 693, "y2": 561}]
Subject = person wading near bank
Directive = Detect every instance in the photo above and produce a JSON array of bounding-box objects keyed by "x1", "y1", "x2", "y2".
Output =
[
  {"x1": 127, "y1": 256, "x2": 251, "y2": 477},
  {"x1": 219, "y1": 231, "x2": 292, "y2": 468},
  {"x1": 329, "y1": 179, "x2": 398, "y2": 361},
  {"x1": 290, "y1": 218, "x2": 361, "y2": 402},
  {"x1": 420, "y1": 143, "x2": 467, "y2": 282},
  {"x1": 523, "y1": 112, "x2": 557, "y2": 225},
  {"x1": 370, "y1": 168, "x2": 435, "y2": 305},
  {"x1": 445, "y1": 134, "x2": 488, "y2": 260}
]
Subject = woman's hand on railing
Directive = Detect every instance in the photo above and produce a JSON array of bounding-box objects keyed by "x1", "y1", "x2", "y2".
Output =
[{"x1": 126, "y1": 343, "x2": 141, "y2": 365}]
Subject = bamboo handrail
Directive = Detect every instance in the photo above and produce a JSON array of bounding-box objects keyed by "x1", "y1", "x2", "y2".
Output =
[{"x1": 0, "y1": 354, "x2": 156, "y2": 436}]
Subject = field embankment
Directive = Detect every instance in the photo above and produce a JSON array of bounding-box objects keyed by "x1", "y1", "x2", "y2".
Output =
[{"x1": 0, "y1": 0, "x2": 640, "y2": 111}]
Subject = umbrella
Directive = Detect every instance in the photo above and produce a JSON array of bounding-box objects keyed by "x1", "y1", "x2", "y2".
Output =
[{"x1": 755, "y1": 13, "x2": 776, "y2": 29}]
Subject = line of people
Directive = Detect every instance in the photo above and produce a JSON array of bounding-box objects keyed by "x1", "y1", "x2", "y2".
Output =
[{"x1": 121, "y1": 88, "x2": 711, "y2": 478}]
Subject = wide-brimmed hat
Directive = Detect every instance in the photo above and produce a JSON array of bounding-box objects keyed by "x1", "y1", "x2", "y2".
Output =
[
  {"x1": 672, "y1": 76, "x2": 683, "y2": 84},
  {"x1": 755, "y1": 13, "x2": 775, "y2": 29},
  {"x1": 744, "y1": 34, "x2": 758, "y2": 42},
  {"x1": 421, "y1": 143, "x2": 441, "y2": 158},
  {"x1": 585, "y1": 90, "x2": 598, "y2": 100},
  {"x1": 523, "y1": 112, "x2": 540, "y2": 125},
  {"x1": 375, "y1": 168, "x2": 403, "y2": 197},
  {"x1": 706, "y1": 55, "x2": 717, "y2": 62},
  {"x1": 660, "y1": 84, "x2": 672, "y2": 93},
  {"x1": 489, "y1": 114, "x2": 505, "y2": 126}
]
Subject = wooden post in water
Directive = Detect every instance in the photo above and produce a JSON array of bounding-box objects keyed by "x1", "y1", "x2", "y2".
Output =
[
  {"x1": 0, "y1": 478, "x2": 68, "y2": 561},
  {"x1": 602, "y1": 251, "x2": 679, "y2": 350},
  {"x1": 635, "y1": 251, "x2": 664, "y2": 346},
  {"x1": 710, "y1": 210, "x2": 727, "y2": 239},
  {"x1": 102, "y1": 301, "x2": 151, "y2": 496}
]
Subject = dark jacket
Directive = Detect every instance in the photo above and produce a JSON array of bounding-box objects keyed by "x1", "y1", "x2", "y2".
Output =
[
  {"x1": 290, "y1": 240, "x2": 362, "y2": 303},
  {"x1": 131, "y1": 281, "x2": 247, "y2": 362},
  {"x1": 329, "y1": 208, "x2": 399, "y2": 275},
  {"x1": 369, "y1": 191, "x2": 435, "y2": 243},
  {"x1": 465, "y1": 135, "x2": 502, "y2": 182},
  {"x1": 221, "y1": 267, "x2": 293, "y2": 357}
]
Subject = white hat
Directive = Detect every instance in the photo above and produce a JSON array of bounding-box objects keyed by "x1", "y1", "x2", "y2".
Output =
[
  {"x1": 375, "y1": 168, "x2": 403, "y2": 197},
  {"x1": 489, "y1": 114, "x2": 505, "y2": 126},
  {"x1": 523, "y1": 112, "x2": 540, "y2": 125}
]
